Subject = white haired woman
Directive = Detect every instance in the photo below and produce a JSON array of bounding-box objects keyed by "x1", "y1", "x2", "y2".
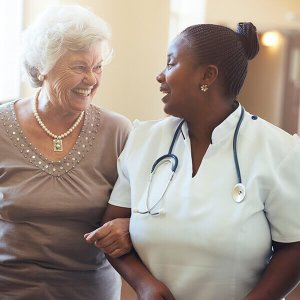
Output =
[{"x1": 0, "y1": 5, "x2": 132, "y2": 300}]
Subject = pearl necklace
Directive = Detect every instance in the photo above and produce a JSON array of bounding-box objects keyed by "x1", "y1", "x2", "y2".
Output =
[{"x1": 32, "y1": 91, "x2": 85, "y2": 152}]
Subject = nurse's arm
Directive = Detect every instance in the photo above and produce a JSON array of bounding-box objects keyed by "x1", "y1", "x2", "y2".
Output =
[
  {"x1": 244, "y1": 241, "x2": 300, "y2": 300},
  {"x1": 84, "y1": 217, "x2": 132, "y2": 258},
  {"x1": 85, "y1": 204, "x2": 175, "y2": 300}
]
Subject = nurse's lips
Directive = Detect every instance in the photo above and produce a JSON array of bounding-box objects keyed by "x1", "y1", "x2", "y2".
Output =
[{"x1": 159, "y1": 87, "x2": 170, "y2": 102}]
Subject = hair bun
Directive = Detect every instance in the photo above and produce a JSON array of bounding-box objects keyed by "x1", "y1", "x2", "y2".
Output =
[{"x1": 236, "y1": 22, "x2": 259, "y2": 60}]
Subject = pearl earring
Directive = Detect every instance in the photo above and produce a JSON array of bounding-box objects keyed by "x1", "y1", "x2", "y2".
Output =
[
  {"x1": 201, "y1": 84, "x2": 208, "y2": 92},
  {"x1": 38, "y1": 74, "x2": 44, "y2": 82}
]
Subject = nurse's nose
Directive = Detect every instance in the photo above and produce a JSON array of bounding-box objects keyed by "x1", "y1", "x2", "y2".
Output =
[{"x1": 156, "y1": 71, "x2": 165, "y2": 83}]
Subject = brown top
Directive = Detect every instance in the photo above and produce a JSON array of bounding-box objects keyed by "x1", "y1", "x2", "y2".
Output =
[{"x1": 0, "y1": 101, "x2": 131, "y2": 300}]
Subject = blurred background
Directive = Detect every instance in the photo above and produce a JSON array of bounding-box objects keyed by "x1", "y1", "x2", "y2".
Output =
[
  {"x1": 1, "y1": 0, "x2": 299, "y2": 299},
  {"x1": 2, "y1": 0, "x2": 300, "y2": 134}
]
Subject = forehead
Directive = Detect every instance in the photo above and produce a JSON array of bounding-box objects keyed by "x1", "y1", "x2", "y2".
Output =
[
  {"x1": 60, "y1": 42, "x2": 103, "y2": 64},
  {"x1": 167, "y1": 35, "x2": 191, "y2": 58}
]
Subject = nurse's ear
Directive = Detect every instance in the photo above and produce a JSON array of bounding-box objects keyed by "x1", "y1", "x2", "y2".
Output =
[{"x1": 199, "y1": 64, "x2": 219, "y2": 91}]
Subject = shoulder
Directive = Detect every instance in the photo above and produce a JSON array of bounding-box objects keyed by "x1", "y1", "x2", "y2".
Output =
[
  {"x1": 89, "y1": 105, "x2": 132, "y2": 152},
  {"x1": 0, "y1": 101, "x2": 15, "y2": 130},
  {"x1": 244, "y1": 111, "x2": 296, "y2": 141},
  {"x1": 0, "y1": 100, "x2": 21, "y2": 145},
  {"x1": 90, "y1": 104, "x2": 132, "y2": 132},
  {"x1": 121, "y1": 116, "x2": 181, "y2": 153},
  {"x1": 243, "y1": 110, "x2": 300, "y2": 158},
  {"x1": 132, "y1": 116, "x2": 181, "y2": 135},
  {"x1": 0, "y1": 100, "x2": 13, "y2": 112}
]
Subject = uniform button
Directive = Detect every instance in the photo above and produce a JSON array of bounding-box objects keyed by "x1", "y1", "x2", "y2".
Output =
[{"x1": 251, "y1": 115, "x2": 258, "y2": 120}]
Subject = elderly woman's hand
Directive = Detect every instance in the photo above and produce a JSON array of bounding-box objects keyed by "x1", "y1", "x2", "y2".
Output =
[{"x1": 84, "y1": 218, "x2": 132, "y2": 258}]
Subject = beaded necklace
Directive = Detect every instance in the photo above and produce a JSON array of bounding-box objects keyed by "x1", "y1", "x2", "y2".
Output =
[{"x1": 32, "y1": 91, "x2": 84, "y2": 152}]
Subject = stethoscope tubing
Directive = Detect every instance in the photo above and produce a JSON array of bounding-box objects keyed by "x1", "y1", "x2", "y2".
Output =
[
  {"x1": 167, "y1": 119, "x2": 185, "y2": 155},
  {"x1": 233, "y1": 107, "x2": 244, "y2": 184},
  {"x1": 134, "y1": 106, "x2": 246, "y2": 215}
]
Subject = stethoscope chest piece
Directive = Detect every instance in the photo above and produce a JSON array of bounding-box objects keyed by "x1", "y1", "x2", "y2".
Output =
[{"x1": 232, "y1": 183, "x2": 246, "y2": 203}]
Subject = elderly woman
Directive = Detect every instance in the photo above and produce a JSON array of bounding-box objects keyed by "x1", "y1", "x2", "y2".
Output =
[
  {"x1": 0, "y1": 5, "x2": 132, "y2": 300},
  {"x1": 86, "y1": 23, "x2": 300, "y2": 299}
]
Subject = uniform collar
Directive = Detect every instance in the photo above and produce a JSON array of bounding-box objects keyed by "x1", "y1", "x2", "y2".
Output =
[
  {"x1": 211, "y1": 104, "x2": 243, "y2": 144},
  {"x1": 179, "y1": 104, "x2": 243, "y2": 145}
]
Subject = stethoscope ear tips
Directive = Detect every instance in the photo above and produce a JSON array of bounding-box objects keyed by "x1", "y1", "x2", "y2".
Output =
[{"x1": 232, "y1": 183, "x2": 246, "y2": 203}]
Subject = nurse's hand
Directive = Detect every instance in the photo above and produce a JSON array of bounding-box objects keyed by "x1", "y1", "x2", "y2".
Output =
[
  {"x1": 136, "y1": 278, "x2": 175, "y2": 300},
  {"x1": 84, "y1": 218, "x2": 132, "y2": 258}
]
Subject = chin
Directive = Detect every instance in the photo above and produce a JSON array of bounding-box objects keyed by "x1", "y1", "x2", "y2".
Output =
[
  {"x1": 163, "y1": 105, "x2": 178, "y2": 118},
  {"x1": 72, "y1": 100, "x2": 91, "y2": 113},
  {"x1": 82, "y1": 99, "x2": 93, "y2": 111},
  {"x1": 163, "y1": 103, "x2": 171, "y2": 115}
]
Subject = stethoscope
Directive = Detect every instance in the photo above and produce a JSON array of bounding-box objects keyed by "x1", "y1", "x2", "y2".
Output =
[{"x1": 133, "y1": 107, "x2": 246, "y2": 216}]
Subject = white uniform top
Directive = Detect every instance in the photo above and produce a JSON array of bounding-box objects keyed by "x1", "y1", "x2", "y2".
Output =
[{"x1": 109, "y1": 106, "x2": 300, "y2": 300}]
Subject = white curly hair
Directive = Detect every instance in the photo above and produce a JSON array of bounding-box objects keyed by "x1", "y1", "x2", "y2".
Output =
[{"x1": 21, "y1": 5, "x2": 112, "y2": 87}]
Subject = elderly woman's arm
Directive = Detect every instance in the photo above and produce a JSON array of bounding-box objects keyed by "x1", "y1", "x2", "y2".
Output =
[
  {"x1": 244, "y1": 241, "x2": 300, "y2": 300},
  {"x1": 85, "y1": 204, "x2": 175, "y2": 300}
]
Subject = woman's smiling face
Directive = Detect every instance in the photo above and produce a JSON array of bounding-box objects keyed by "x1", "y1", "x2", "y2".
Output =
[
  {"x1": 44, "y1": 42, "x2": 103, "y2": 113},
  {"x1": 156, "y1": 35, "x2": 205, "y2": 119}
]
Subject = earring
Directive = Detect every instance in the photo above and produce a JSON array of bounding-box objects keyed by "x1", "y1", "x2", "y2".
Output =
[
  {"x1": 38, "y1": 74, "x2": 44, "y2": 82},
  {"x1": 201, "y1": 84, "x2": 208, "y2": 92}
]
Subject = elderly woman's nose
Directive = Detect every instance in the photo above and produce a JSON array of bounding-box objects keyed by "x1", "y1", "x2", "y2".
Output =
[{"x1": 84, "y1": 70, "x2": 97, "y2": 85}]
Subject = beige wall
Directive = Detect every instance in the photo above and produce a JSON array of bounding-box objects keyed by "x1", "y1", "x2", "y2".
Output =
[
  {"x1": 239, "y1": 33, "x2": 288, "y2": 126},
  {"x1": 21, "y1": 0, "x2": 170, "y2": 121},
  {"x1": 205, "y1": 0, "x2": 300, "y2": 31},
  {"x1": 21, "y1": 0, "x2": 300, "y2": 124},
  {"x1": 204, "y1": 0, "x2": 300, "y2": 127}
]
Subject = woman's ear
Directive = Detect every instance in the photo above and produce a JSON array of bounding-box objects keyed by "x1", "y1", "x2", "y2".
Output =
[
  {"x1": 203, "y1": 64, "x2": 218, "y2": 84},
  {"x1": 198, "y1": 65, "x2": 219, "y2": 93}
]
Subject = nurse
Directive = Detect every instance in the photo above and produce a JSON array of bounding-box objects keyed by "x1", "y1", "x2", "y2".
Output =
[{"x1": 86, "y1": 22, "x2": 300, "y2": 299}]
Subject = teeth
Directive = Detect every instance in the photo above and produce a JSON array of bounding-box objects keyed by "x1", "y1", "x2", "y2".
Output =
[
  {"x1": 160, "y1": 88, "x2": 170, "y2": 94},
  {"x1": 73, "y1": 89, "x2": 91, "y2": 96}
]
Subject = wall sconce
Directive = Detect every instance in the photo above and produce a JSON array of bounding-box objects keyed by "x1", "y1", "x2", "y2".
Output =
[{"x1": 261, "y1": 31, "x2": 280, "y2": 47}]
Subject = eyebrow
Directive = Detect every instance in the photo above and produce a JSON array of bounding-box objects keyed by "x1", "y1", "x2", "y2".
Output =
[{"x1": 70, "y1": 59, "x2": 103, "y2": 65}]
